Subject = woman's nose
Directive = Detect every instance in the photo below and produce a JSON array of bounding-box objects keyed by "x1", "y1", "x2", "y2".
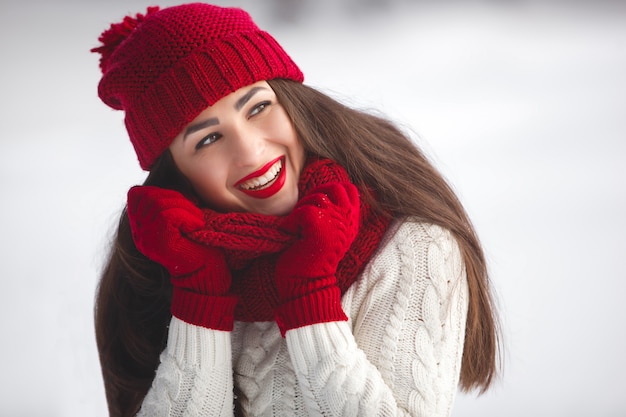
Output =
[{"x1": 230, "y1": 127, "x2": 265, "y2": 167}]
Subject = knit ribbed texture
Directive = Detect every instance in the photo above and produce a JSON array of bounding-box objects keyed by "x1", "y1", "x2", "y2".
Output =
[
  {"x1": 139, "y1": 221, "x2": 470, "y2": 416},
  {"x1": 240, "y1": 222, "x2": 469, "y2": 416},
  {"x1": 184, "y1": 157, "x2": 391, "y2": 322},
  {"x1": 273, "y1": 178, "x2": 360, "y2": 334},
  {"x1": 171, "y1": 288, "x2": 238, "y2": 331},
  {"x1": 127, "y1": 185, "x2": 237, "y2": 330},
  {"x1": 92, "y1": 3, "x2": 303, "y2": 170},
  {"x1": 274, "y1": 286, "x2": 348, "y2": 336},
  {"x1": 137, "y1": 318, "x2": 234, "y2": 417}
]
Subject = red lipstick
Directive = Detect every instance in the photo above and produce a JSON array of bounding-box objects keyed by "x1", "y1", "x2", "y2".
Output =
[{"x1": 235, "y1": 156, "x2": 286, "y2": 199}]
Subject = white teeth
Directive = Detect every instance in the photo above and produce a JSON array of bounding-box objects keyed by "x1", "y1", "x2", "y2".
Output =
[{"x1": 240, "y1": 159, "x2": 282, "y2": 190}]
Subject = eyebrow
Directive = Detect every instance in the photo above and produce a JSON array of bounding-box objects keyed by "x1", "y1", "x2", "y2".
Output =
[
  {"x1": 234, "y1": 86, "x2": 267, "y2": 111},
  {"x1": 183, "y1": 86, "x2": 268, "y2": 141},
  {"x1": 183, "y1": 117, "x2": 219, "y2": 141}
]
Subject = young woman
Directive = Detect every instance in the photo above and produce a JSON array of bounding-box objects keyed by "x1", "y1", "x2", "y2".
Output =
[{"x1": 92, "y1": 3, "x2": 500, "y2": 416}]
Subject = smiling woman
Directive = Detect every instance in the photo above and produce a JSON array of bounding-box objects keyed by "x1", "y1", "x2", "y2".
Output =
[
  {"x1": 92, "y1": 3, "x2": 501, "y2": 417},
  {"x1": 168, "y1": 81, "x2": 305, "y2": 216}
]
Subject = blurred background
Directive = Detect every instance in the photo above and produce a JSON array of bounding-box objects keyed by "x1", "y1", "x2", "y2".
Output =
[{"x1": 1, "y1": 0, "x2": 625, "y2": 415}]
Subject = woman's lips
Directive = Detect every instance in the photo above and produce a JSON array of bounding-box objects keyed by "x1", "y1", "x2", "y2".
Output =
[{"x1": 235, "y1": 156, "x2": 286, "y2": 199}]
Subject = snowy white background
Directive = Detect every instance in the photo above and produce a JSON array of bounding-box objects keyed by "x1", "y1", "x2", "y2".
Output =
[{"x1": 1, "y1": 0, "x2": 625, "y2": 416}]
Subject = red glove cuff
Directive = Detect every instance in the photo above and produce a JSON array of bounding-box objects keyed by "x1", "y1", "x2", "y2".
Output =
[
  {"x1": 274, "y1": 285, "x2": 348, "y2": 337},
  {"x1": 171, "y1": 287, "x2": 238, "y2": 331}
]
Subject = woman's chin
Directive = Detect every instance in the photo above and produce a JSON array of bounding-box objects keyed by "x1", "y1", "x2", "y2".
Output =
[{"x1": 253, "y1": 195, "x2": 298, "y2": 216}]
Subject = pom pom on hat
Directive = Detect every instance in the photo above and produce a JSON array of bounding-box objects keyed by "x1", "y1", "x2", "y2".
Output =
[
  {"x1": 92, "y1": 3, "x2": 303, "y2": 170},
  {"x1": 91, "y1": 6, "x2": 160, "y2": 76}
]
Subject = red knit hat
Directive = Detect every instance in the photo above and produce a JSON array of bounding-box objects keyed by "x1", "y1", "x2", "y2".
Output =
[{"x1": 92, "y1": 3, "x2": 304, "y2": 170}]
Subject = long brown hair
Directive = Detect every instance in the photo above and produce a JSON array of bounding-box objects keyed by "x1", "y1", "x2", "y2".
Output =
[
  {"x1": 268, "y1": 79, "x2": 501, "y2": 393},
  {"x1": 95, "y1": 78, "x2": 500, "y2": 416},
  {"x1": 95, "y1": 152, "x2": 190, "y2": 416}
]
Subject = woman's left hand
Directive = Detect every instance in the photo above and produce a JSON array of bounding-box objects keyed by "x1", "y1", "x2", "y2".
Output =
[{"x1": 274, "y1": 181, "x2": 360, "y2": 335}]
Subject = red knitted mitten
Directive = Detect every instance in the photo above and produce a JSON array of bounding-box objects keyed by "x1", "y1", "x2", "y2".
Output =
[
  {"x1": 274, "y1": 182, "x2": 360, "y2": 335},
  {"x1": 127, "y1": 186, "x2": 237, "y2": 331}
]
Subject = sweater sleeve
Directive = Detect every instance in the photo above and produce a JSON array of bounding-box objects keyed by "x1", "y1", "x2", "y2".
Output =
[
  {"x1": 284, "y1": 222, "x2": 469, "y2": 417},
  {"x1": 137, "y1": 317, "x2": 234, "y2": 417}
]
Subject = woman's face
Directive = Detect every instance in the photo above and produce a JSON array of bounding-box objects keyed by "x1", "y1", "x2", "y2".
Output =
[{"x1": 169, "y1": 81, "x2": 306, "y2": 216}]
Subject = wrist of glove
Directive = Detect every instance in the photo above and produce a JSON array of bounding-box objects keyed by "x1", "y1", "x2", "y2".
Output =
[
  {"x1": 127, "y1": 185, "x2": 237, "y2": 331},
  {"x1": 274, "y1": 286, "x2": 346, "y2": 337},
  {"x1": 171, "y1": 285, "x2": 238, "y2": 332},
  {"x1": 274, "y1": 181, "x2": 360, "y2": 336}
]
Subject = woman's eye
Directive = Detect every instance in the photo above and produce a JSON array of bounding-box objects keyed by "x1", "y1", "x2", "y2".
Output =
[
  {"x1": 195, "y1": 133, "x2": 222, "y2": 150},
  {"x1": 249, "y1": 100, "x2": 271, "y2": 118}
]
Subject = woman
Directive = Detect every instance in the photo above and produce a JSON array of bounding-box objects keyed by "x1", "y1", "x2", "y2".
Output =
[{"x1": 93, "y1": 3, "x2": 500, "y2": 416}]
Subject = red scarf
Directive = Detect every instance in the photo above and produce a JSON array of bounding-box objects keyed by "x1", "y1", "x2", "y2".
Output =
[{"x1": 187, "y1": 157, "x2": 391, "y2": 322}]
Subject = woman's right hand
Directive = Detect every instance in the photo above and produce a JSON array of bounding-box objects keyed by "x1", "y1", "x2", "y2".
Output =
[{"x1": 127, "y1": 185, "x2": 237, "y2": 331}]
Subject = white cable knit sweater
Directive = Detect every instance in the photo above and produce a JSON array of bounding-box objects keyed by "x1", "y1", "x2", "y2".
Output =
[{"x1": 137, "y1": 220, "x2": 469, "y2": 416}]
